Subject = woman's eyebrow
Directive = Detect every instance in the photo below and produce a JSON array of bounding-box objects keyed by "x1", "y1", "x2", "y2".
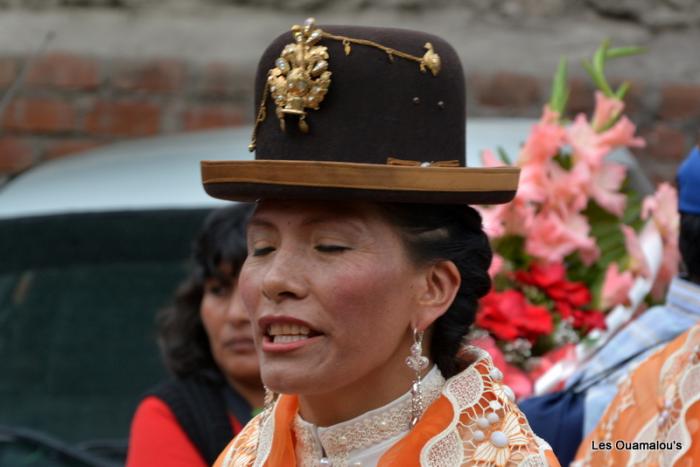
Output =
[
  {"x1": 246, "y1": 218, "x2": 276, "y2": 230},
  {"x1": 300, "y1": 216, "x2": 367, "y2": 235}
]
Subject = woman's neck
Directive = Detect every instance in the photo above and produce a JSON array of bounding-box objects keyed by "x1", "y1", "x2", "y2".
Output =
[{"x1": 297, "y1": 362, "x2": 430, "y2": 427}]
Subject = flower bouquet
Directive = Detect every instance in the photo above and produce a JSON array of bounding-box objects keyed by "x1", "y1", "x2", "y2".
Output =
[{"x1": 471, "y1": 42, "x2": 680, "y2": 398}]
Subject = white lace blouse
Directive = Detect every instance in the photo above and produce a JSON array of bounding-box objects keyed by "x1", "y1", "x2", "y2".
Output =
[{"x1": 292, "y1": 366, "x2": 445, "y2": 467}]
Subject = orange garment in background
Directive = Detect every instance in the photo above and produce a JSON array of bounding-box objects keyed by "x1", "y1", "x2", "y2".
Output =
[
  {"x1": 214, "y1": 348, "x2": 560, "y2": 466},
  {"x1": 573, "y1": 324, "x2": 700, "y2": 466}
]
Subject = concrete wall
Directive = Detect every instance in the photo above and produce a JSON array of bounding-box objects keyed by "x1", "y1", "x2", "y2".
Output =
[{"x1": 1, "y1": 1, "x2": 698, "y2": 184}]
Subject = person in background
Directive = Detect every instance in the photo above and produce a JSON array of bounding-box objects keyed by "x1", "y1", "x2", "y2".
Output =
[
  {"x1": 522, "y1": 145, "x2": 700, "y2": 466},
  {"x1": 126, "y1": 203, "x2": 263, "y2": 467}
]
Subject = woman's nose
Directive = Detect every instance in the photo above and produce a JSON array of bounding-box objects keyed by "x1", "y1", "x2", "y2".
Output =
[{"x1": 261, "y1": 248, "x2": 307, "y2": 303}]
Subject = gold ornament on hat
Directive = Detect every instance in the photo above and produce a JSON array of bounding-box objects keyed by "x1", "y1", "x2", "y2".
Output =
[
  {"x1": 248, "y1": 18, "x2": 442, "y2": 152},
  {"x1": 268, "y1": 17, "x2": 331, "y2": 135}
]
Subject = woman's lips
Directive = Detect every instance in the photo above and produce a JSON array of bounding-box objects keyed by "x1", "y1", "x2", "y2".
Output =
[
  {"x1": 224, "y1": 337, "x2": 256, "y2": 353},
  {"x1": 261, "y1": 333, "x2": 322, "y2": 353},
  {"x1": 258, "y1": 315, "x2": 324, "y2": 353}
]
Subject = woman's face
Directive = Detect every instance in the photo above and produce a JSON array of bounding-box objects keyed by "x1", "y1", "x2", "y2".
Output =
[
  {"x1": 200, "y1": 266, "x2": 260, "y2": 386},
  {"x1": 240, "y1": 200, "x2": 427, "y2": 396}
]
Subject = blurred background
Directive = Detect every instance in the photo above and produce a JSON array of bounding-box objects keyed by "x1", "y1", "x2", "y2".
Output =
[{"x1": 0, "y1": 0, "x2": 699, "y2": 185}]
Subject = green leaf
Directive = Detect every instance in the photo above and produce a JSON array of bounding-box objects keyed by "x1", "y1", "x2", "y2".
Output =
[
  {"x1": 592, "y1": 40, "x2": 615, "y2": 97},
  {"x1": 496, "y1": 146, "x2": 513, "y2": 165},
  {"x1": 582, "y1": 59, "x2": 611, "y2": 97},
  {"x1": 606, "y1": 46, "x2": 646, "y2": 59},
  {"x1": 549, "y1": 57, "x2": 569, "y2": 115},
  {"x1": 493, "y1": 235, "x2": 529, "y2": 270},
  {"x1": 615, "y1": 81, "x2": 631, "y2": 100}
]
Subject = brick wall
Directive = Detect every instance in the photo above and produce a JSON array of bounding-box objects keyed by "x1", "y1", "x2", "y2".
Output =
[
  {"x1": 0, "y1": 53, "x2": 251, "y2": 175},
  {"x1": 1, "y1": 52, "x2": 698, "y2": 184}
]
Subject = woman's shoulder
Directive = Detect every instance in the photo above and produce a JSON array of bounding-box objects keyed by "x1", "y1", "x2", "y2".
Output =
[
  {"x1": 428, "y1": 347, "x2": 559, "y2": 466},
  {"x1": 573, "y1": 324, "x2": 700, "y2": 466}
]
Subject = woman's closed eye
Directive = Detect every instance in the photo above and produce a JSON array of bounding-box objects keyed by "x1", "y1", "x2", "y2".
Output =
[
  {"x1": 315, "y1": 244, "x2": 351, "y2": 253},
  {"x1": 205, "y1": 282, "x2": 231, "y2": 297},
  {"x1": 252, "y1": 246, "x2": 276, "y2": 257}
]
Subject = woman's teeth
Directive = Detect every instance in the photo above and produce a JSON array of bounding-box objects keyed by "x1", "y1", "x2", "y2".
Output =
[
  {"x1": 268, "y1": 323, "x2": 312, "y2": 344},
  {"x1": 273, "y1": 335, "x2": 309, "y2": 343}
]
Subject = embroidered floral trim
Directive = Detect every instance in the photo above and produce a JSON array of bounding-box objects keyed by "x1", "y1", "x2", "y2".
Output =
[
  {"x1": 223, "y1": 347, "x2": 555, "y2": 467},
  {"x1": 294, "y1": 366, "x2": 445, "y2": 465},
  {"x1": 254, "y1": 405, "x2": 275, "y2": 467},
  {"x1": 574, "y1": 326, "x2": 700, "y2": 467},
  {"x1": 422, "y1": 345, "x2": 554, "y2": 467}
]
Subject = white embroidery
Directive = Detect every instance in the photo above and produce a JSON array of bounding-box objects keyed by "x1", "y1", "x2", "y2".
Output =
[
  {"x1": 420, "y1": 346, "x2": 554, "y2": 467},
  {"x1": 254, "y1": 405, "x2": 275, "y2": 467},
  {"x1": 294, "y1": 366, "x2": 444, "y2": 466},
  {"x1": 445, "y1": 366, "x2": 483, "y2": 409},
  {"x1": 424, "y1": 431, "x2": 463, "y2": 466}
]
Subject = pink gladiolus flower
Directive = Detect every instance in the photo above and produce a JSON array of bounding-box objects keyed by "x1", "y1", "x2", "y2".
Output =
[
  {"x1": 567, "y1": 114, "x2": 609, "y2": 169},
  {"x1": 591, "y1": 91, "x2": 625, "y2": 132},
  {"x1": 600, "y1": 262, "x2": 634, "y2": 309},
  {"x1": 516, "y1": 164, "x2": 549, "y2": 204},
  {"x1": 642, "y1": 183, "x2": 680, "y2": 299},
  {"x1": 488, "y1": 254, "x2": 504, "y2": 279},
  {"x1": 621, "y1": 225, "x2": 651, "y2": 278},
  {"x1": 598, "y1": 116, "x2": 645, "y2": 149},
  {"x1": 481, "y1": 148, "x2": 505, "y2": 168},
  {"x1": 546, "y1": 162, "x2": 590, "y2": 215},
  {"x1": 642, "y1": 183, "x2": 680, "y2": 239},
  {"x1": 526, "y1": 211, "x2": 599, "y2": 265},
  {"x1": 652, "y1": 247, "x2": 680, "y2": 300},
  {"x1": 519, "y1": 106, "x2": 567, "y2": 165},
  {"x1": 590, "y1": 162, "x2": 628, "y2": 217},
  {"x1": 478, "y1": 205, "x2": 507, "y2": 238}
]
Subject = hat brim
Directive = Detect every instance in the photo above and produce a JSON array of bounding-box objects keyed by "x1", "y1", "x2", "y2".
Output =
[{"x1": 201, "y1": 160, "x2": 519, "y2": 205}]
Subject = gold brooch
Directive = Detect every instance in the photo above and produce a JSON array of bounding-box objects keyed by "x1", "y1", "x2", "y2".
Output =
[
  {"x1": 268, "y1": 18, "x2": 331, "y2": 134},
  {"x1": 249, "y1": 18, "x2": 442, "y2": 152}
]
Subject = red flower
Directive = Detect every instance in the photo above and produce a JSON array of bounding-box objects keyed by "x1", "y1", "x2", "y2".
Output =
[
  {"x1": 548, "y1": 280, "x2": 591, "y2": 308},
  {"x1": 572, "y1": 309, "x2": 607, "y2": 333},
  {"x1": 516, "y1": 262, "x2": 566, "y2": 289},
  {"x1": 478, "y1": 290, "x2": 522, "y2": 341},
  {"x1": 515, "y1": 262, "x2": 593, "y2": 323},
  {"x1": 478, "y1": 290, "x2": 553, "y2": 343}
]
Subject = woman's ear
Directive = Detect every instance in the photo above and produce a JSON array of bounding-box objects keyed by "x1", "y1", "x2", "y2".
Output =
[{"x1": 411, "y1": 260, "x2": 461, "y2": 331}]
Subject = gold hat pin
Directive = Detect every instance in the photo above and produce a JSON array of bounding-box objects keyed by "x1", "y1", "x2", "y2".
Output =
[{"x1": 249, "y1": 18, "x2": 441, "y2": 152}]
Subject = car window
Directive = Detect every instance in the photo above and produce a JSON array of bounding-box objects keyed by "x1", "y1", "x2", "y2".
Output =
[{"x1": 0, "y1": 209, "x2": 210, "y2": 446}]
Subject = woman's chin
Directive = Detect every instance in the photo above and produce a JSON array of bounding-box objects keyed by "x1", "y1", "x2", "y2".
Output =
[{"x1": 262, "y1": 365, "x2": 339, "y2": 395}]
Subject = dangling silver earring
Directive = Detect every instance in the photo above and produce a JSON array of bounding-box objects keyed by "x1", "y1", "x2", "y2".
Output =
[{"x1": 406, "y1": 328, "x2": 429, "y2": 428}]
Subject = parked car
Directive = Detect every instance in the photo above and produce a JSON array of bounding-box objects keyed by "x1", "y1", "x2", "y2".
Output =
[{"x1": 0, "y1": 120, "x2": 652, "y2": 466}]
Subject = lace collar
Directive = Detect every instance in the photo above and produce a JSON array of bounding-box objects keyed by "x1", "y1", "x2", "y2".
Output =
[{"x1": 293, "y1": 366, "x2": 445, "y2": 465}]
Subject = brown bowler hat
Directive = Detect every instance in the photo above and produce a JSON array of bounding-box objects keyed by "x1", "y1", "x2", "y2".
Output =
[{"x1": 201, "y1": 18, "x2": 519, "y2": 204}]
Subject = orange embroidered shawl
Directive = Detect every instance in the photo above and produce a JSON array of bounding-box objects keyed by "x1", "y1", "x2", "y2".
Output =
[{"x1": 214, "y1": 348, "x2": 560, "y2": 466}]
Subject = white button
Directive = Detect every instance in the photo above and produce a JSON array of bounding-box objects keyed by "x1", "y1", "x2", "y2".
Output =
[{"x1": 490, "y1": 431, "x2": 509, "y2": 448}]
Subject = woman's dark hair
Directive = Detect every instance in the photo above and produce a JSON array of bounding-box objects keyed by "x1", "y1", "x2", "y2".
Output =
[
  {"x1": 377, "y1": 203, "x2": 492, "y2": 378},
  {"x1": 156, "y1": 203, "x2": 254, "y2": 378},
  {"x1": 680, "y1": 212, "x2": 700, "y2": 281}
]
